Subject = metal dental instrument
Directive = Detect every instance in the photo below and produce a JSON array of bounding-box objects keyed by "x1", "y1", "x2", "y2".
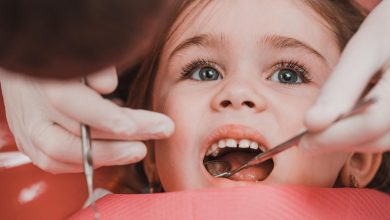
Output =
[
  {"x1": 211, "y1": 97, "x2": 376, "y2": 178},
  {"x1": 204, "y1": 160, "x2": 232, "y2": 177},
  {"x1": 80, "y1": 77, "x2": 100, "y2": 219}
]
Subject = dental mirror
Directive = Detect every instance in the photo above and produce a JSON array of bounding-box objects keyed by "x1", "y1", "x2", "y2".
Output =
[{"x1": 204, "y1": 160, "x2": 231, "y2": 177}]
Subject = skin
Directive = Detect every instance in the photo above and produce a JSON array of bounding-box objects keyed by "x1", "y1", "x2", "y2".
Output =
[{"x1": 152, "y1": 0, "x2": 350, "y2": 191}]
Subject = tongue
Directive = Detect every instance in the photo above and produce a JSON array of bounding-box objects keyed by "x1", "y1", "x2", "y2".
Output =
[{"x1": 220, "y1": 152, "x2": 272, "y2": 181}]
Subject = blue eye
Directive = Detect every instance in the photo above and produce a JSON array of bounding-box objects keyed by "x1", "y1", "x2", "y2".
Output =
[
  {"x1": 270, "y1": 69, "x2": 303, "y2": 84},
  {"x1": 181, "y1": 59, "x2": 223, "y2": 81},
  {"x1": 190, "y1": 66, "x2": 222, "y2": 81}
]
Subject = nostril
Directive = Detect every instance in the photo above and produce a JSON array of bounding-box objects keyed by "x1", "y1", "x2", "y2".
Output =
[
  {"x1": 220, "y1": 100, "x2": 231, "y2": 108},
  {"x1": 242, "y1": 101, "x2": 255, "y2": 108}
]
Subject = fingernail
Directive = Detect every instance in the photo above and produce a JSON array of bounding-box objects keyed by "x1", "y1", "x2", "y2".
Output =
[
  {"x1": 307, "y1": 105, "x2": 322, "y2": 119},
  {"x1": 300, "y1": 137, "x2": 326, "y2": 156},
  {"x1": 152, "y1": 119, "x2": 175, "y2": 136},
  {"x1": 300, "y1": 136, "x2": 315, "y2": 151}
]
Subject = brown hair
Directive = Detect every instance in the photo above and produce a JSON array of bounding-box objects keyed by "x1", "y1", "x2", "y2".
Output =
[
  {"x1": 0, "y1": 0, "x2": 175, "y2": 78},
  {"x1": 121, "y1": 0, "x2": 389, "y2": 194},
  {"x1": 302, "y1": 0, "x2": 367, "y2": 49}
]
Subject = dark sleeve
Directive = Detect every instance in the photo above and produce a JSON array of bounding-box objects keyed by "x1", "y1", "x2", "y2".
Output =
[{"x1": 0, "y1": 0, "x2": 172, "y2": 78}]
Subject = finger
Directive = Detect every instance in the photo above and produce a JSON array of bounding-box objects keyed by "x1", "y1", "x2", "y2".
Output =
[
  {"x1": 301, "y1": 73, "x2": 390, "y2": 153},
  {"x1": 49, "y1": 103, "x2": 174, "y2": 141},
  {"x1": 305, "y1": 18, "x2": 385, "y2": 132},
  {"x1": 48, "y1": 110, "x2": 170, "y2": 141},
  {"x1": 32, "y1": 154, "x2": 82, "y2": 174},
  {"x1": 45, "y1": 82, "x2": 174, "y2": 138},
  {"x1": 16, "y1": 139, "x2": 83, "y2": 173},
  {"x1": 349, "y1": 132, "x2": 390, "y2": 152},
  {"x1": 31, "y1": 123, "x2": 147, "y2": 166},
  {"x1": 89, "y1": 122, "x2": 172, "y2": 141},
  {"x1": 34, "y1": 156, "x2": 83, "y2": 173},
  {"x1": 86, "y1": 66, "x2": 118, "y2": 95},
  {"x1": 114, "y1": 108, "x2": 175, "y2": 140},
  {"x1": 302, "y1": 131, "x2": 390, "y2": 153}
]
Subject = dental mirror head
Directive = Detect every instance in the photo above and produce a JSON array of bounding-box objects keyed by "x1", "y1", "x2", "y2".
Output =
[{"x1": 204, "y1": 160, "x2": 232, "y2": 177}]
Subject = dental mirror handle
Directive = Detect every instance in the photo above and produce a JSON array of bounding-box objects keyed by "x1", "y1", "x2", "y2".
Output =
[
  {"x1": 219, "y1": 97, "x2": 376, "y2": 178},
  {"x1": 80, "y1": 77, "x2": 100, "y2": 219}
]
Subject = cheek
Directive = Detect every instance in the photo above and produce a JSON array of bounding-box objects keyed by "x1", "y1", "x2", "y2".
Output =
[
  {"x1": 157, "y1": 90, "x2": 202, "y2": 141},
  {"x1": 153, "y1": 90, "x2": 207, "y2": 191},
  {"x1": 265, "y1": 88, "x2": 346, "y2": 187},
  {"x1": 269, "y1": 88, "x2": 319, "y2": 142},
  {"x1": 272, "y1": 150, "x2": 349, "y2": 186},
  {"x1": 154, "y1": 129, "x2": 190, "y2": 191}
]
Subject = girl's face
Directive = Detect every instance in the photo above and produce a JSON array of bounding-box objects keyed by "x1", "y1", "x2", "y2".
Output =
[{"x1": 152, "y1": 0, "x2": 349, "y2": 191}]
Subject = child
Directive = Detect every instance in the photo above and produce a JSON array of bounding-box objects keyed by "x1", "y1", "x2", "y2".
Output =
[{"x1": 119, "y1": 0, "x2": 389, "y2": 194}]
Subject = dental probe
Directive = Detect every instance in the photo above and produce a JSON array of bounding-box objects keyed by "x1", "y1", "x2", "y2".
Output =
[
  {"x1": 212, "y1": 97, "x2": 377, "y2": 178},
  {"x1": 80, "y1": 77, "x2": 100, "y2": 219}
]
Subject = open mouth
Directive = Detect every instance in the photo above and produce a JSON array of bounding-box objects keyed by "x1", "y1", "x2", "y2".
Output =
[{"x1": 203, "y1": 138, "x2": 274, "y2": 181}]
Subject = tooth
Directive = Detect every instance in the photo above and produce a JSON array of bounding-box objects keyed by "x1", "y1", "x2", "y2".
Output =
[
  {"x1": 211, "y1": 143, "x2": 218, "y2": 151},
  {"x1": 206, "y1": 148, "x2": 213, "y2": 156},
  {"x1": 239, "y1": 139, "x2": 250, "y2": 148},
  {"x1": 218, "y1": 139, "x2": 226, "y2": 148},
  {"x1": 226, "y1": 139, "x2": 237, "y2": 148},
  {"x1": 250, "y1": 141, "x2": 258, "y2": 149},
  {"x1": 212, "y1": 148, "x2": 220, "y2": 157},
  {"x1": 206, "y1": 143, "x2": 219, "y2": 157},
  {"x1": 258, "y1": 145, "x2": 266, "y2": 152}
]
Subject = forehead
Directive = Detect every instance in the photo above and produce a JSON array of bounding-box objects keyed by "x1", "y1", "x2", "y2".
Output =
[{"x1": 164, "y1": 0, "x2": 339, "y2": 64}]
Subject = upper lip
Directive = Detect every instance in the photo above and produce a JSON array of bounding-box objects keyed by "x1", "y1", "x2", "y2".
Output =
[{"x1": 201, "y1": 124, "x2": 270, "y2": 156}]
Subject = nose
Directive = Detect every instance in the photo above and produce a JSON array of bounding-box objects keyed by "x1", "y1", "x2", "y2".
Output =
[{"x1": 211, "y1": 80, "x2": 267, "y2": 112}]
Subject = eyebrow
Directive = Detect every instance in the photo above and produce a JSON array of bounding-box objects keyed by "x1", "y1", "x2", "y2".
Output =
[
  {"x1": 169, "y1": 34, "x2": 215, "y2": 60},
  {"x1": 261, "y1": 35, "x2": 327, "y2": 63},
  {"x1": 169, "y1": 33, "x2": 327, "y2": 65}
]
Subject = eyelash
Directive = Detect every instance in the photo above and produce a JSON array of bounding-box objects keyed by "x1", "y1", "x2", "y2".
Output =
[
  {"x1": 180, "y1": 58, "x2": 220, "y2": 79},
  {"x1": 271, "y1": 59, "x2": 312, "y2": 83},
  {"x1": 180, "y1": 58, "x2": 312, "y2": 83}
]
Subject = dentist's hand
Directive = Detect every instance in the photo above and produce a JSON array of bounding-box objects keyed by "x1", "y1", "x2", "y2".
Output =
[
  {"x1": 0, "y1": 67, "x2": 174, "y2": 173},
  {"x1": 302, "y1": 0, "x2": 390, "y2": 153}
]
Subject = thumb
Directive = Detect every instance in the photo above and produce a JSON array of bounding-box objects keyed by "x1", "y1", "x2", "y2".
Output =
[
  {"x1": 86, "y1": 66, "x2": 118, "y2": 95},
  {"x1": 304, "y1": 20, "x2": 383, "y2": 132}
]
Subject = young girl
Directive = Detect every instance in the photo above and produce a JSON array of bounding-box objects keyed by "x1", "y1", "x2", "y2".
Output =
[{"x1": 117, "y1": 0, "x2": 389, "y2": 194}]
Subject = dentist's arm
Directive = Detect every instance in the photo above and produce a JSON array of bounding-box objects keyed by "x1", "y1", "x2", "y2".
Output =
[
  {"x1": 0, "y1": 0, "x2": 174, "y2": 78},
  {"x1": 302, "y1": 0, "x2": 390, "y2": 153},
  {"x1": 0, "y1": 67, "x2": 174, "y2": 173}
]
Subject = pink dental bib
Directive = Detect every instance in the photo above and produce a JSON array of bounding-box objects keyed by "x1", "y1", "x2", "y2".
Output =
[{"x1": 71, "y1": 185, "x2": 390, "y2": 220}]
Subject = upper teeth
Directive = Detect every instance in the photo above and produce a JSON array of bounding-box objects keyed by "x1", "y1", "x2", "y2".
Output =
[{"x1": 206, "y1": 138, "x2": 265, "y2": 157}]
